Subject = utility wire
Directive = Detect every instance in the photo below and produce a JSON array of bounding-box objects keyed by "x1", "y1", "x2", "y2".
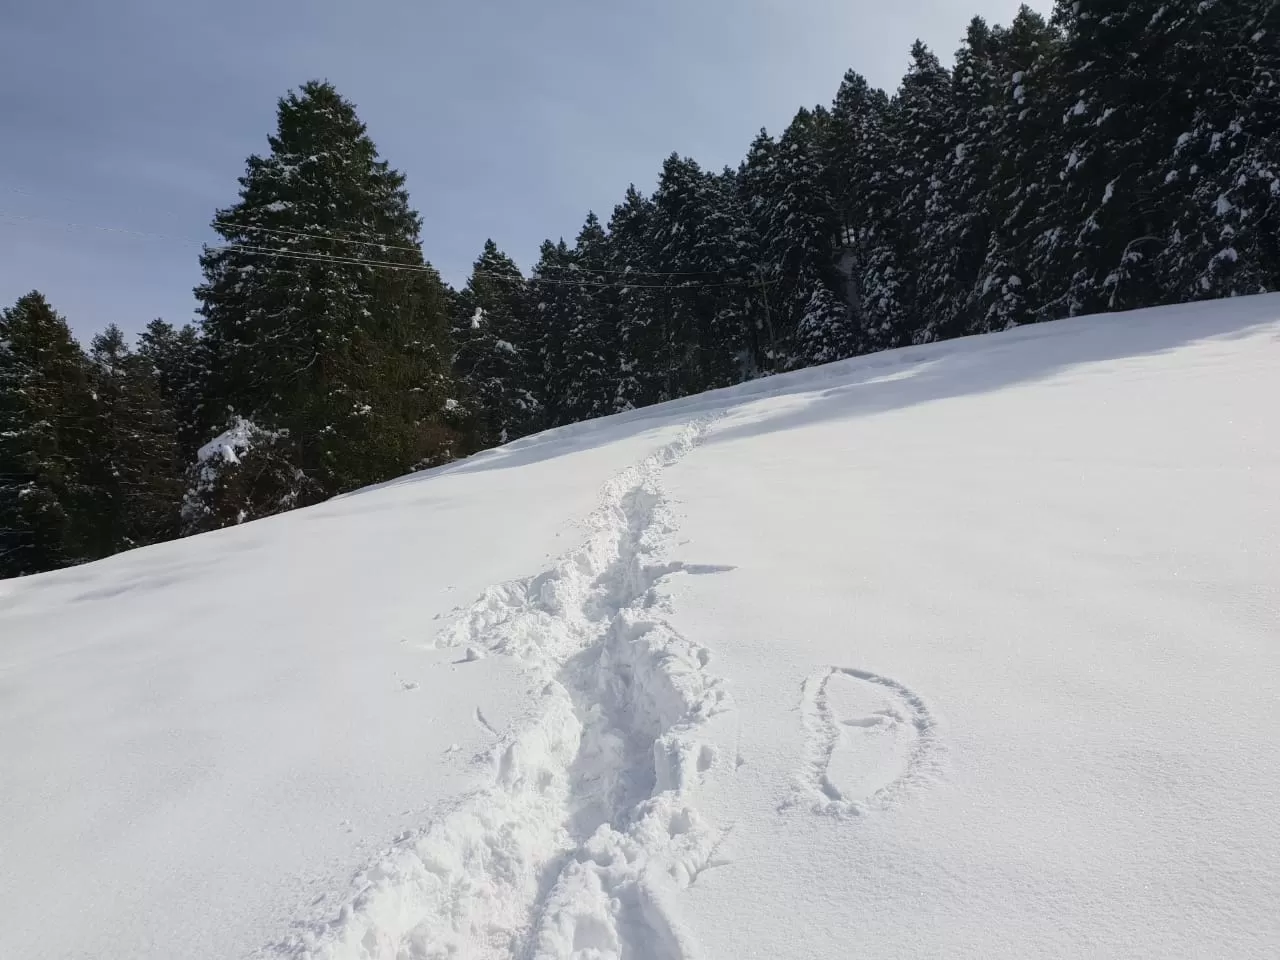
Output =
[
  {"x1": 209, "y1": 240, "x2": 760, "y2": 290},
  {"x1": 0, "y1": 211, "x2": 770, "y2": 290},
  {"x1": 2, "y1": 187, "x2": 747, "y2": 280},
  {"x1": 220, "y1": 221, "x2": 723, "y2": 280}
]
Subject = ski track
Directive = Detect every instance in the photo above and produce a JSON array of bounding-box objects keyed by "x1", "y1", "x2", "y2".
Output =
[
  {"x1": 262, "y1": 418, "x2": 731, "y2": 960},
  {"x1": 791, "y1": 667, "x2": 941, "y2": 817}
]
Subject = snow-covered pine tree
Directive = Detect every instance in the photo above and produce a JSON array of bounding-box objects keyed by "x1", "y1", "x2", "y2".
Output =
[
  {"x1": 652, "y1": 154, "x2": 753, "y2": 396},
  {"x1": 85, "y1": 325, "x2": 183, "y2": 554},
  {"x1": 1160, "y1": 0, "x2": 1280, "y2": 299},
  {"x1": 179, "y1": 417, "x2": 313, "y2": 536},
  {"x1": 1031, "y1": 0, "x2": 1198, "y2": 317},
  {"x1": 915, "y1": 18, "x2": 1007, "y2": 343},
  {"x1": 605, "y1": 186, "x2": 665, "y2": 411},
  {"x1": 450, "y1": 240, "x2": 540, "y2": 450},
  {"x1": 794, "y1": 286, "x2": 860, "y2": 367},
  {"x1": 821, "y1": 71, "x2": 894, "y2": 351},
  {"x1": 823, "y1": 71, "x2": 889, "y2": 244},
  {"x1": 972, "y1": 5, "x2": 1062, "y2": 332},
  {"x1": 886, "y1": 41, "x2": 955, "y2": 346},
  {"x1": 759, "y1": 108, "x2": 852, "y2": 368},
  {"x1": 196, "y1": 80, "x2": 453, "y2": 512},
  {"x1": 136, "y1": 319, "x2": 205, "y2": 463},
  {"x1": 739, "y1": 129, "x2": 784, "y2": 371},
  {"x1": 555, "y1": 213, "x2": 617, "y2": 425},
  {"x1": 528, "y1": 238, "x2": 580, "y2": 425},
  {"x1": 0, "y1": 293, "x2": 99, "y2": 577},
  {"x1": 852, "y1": 44, "x2": 953, "y2": 353}
]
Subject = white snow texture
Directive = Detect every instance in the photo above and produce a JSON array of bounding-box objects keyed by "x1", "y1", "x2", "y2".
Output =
[
  {"x1": 3, "y1": 294, "x2": 1280, "y2": 959},
  {"x1": 274, "y1": 419, "x2": 730, "y2": 959}
]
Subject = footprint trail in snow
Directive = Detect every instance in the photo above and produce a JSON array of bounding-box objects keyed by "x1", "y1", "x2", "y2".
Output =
[{"x1": 263, "y1": 418, "x2": 731, "y2": 960}]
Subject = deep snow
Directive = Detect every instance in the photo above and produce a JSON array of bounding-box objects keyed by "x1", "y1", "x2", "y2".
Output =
[{"x1": 2, "y1": 295, "x2": 1279, "y2": 959}]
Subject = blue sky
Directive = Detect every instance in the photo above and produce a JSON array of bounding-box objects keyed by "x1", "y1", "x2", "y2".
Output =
[{"x1": 0, "y1": 0, "x2": 1047, "y2": 339}]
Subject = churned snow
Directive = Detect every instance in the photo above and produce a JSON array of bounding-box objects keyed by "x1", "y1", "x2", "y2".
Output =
[{"x1": 2, "y1": 295, "x2": 1280, "y2": 959}]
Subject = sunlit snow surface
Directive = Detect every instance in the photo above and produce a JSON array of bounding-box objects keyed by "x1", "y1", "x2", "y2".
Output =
[{"x1": 3, "y1": 296, "x2": 1278, "y2": 959}]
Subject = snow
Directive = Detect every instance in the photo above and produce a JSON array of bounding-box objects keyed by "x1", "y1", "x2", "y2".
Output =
[
  {"x1": 195, "y1": 415, "x2": 265, "y2": 466},
  {"x1": 4, "y1": 296, "x2": 1280, "y2": 959}
]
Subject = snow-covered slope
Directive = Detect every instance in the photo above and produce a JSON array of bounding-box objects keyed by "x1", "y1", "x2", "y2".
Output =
[{"x1": 3, "y1": 296, "x2": 1279, "y2": 960}]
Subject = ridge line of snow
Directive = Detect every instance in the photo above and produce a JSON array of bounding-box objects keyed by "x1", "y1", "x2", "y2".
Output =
[{"x1": 263, "y1": 417, "x2": 732, "y2": 960}]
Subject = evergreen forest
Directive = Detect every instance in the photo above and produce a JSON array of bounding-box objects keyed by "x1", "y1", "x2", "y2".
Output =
[{"x1": 4, "y1": 1, "x2": 1277, "y2": 577}]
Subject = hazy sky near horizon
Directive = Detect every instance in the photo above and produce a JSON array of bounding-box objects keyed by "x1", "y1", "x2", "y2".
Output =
[{"x1": 1, "y1": 0, "x2": 1048, "y2": 339}]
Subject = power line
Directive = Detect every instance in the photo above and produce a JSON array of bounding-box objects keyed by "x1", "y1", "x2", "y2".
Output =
[
  {"x1": 2, "y1": 186, "x2": 746, "y2": 280},
  {"x1": 0, "y1": 211, "x2": 772, "y2": 290},
  {"x1": 205, "y1": 240, "x2": 755, "y2": 290}
]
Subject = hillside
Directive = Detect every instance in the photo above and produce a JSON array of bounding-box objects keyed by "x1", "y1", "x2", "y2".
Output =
[{"x1": 2, "y1": 294, "x2": 1279, "y2": 959}]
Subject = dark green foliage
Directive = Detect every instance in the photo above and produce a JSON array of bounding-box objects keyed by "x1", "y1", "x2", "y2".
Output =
[
  {"x1": 652, "y1": 155, "x2": 755, "y2": 395},
  {"x1": 0, "y1": 293, "x2": 99, "y2": 576},
  {"x1": 556, "y1": 215, "x2": 617, "y2": 425},
  {"x1": 451, "y1": 240, "x2": 541, "y2": 449},
  {"x1": 822, "y1": 71, "x2": 895, "y2": 345},
  {"x1": 1027, "y1": 0, "x2": 1187, "y2": 315},
  {"x1": 972, "y1": 5, "x2": 1062, "y2": 332},
  {"x1": 758, "y1": 109, "x2": 847, "y2": 369},
  {"x1": 86, "y1": 325, "x2": 184, "y2": 553},
  {"x1": 606, "y1": 187, "x2": 665, "y2": 410},
  {"x1": 915, "y1": 18, "x2": 1006, "y2": 342},
  {"x1": 136, "y1": 319, "x2": 205, "y2": 462},
  {"x1": 195, "y1": 80, "x2": 454, "y2": 502},
  {"x1": 1159, "y1": 0, "x2": 1280, "y2": 298}
]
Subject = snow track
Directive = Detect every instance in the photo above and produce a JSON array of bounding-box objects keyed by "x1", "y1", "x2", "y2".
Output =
[
  {"x1": 791, "y1": 667, "x2": 940, "y2": 817},
  {"x1": 266, "y1": 419, "x2": 731, "y2": 960}
]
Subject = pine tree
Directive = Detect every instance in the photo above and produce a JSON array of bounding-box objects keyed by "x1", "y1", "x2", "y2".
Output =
[
  {"x1": 1030, "y1": 0, "x2": 1200, "y2": 316},
  {"x1": 652, "y1": 155, "x2": 754, "y2": 395},
  {"x1": 1161, "y1": 0, "x2": 1280, "y2": 299},
  {"x1": 739, "y1": 130, "x2": 784, "y2": 370},
  {"x1": 847, "y1": 44, "x2": 955, "y2": 353},
  {"x1": 973, "y1": 5, "x2": 1062, "y2": 331},
  {"x1": 824, "y1": 71, "x2": 890, "y2": 240},
  {"x1": 794, "y1": 286, "x2": 859, "y2": 367},
  {"x1": 528, "y1": 238, "x2": 581, "y2": 424},
  {"x1": 605, "y1": 186, "x2": 665, "y2": 411},
  {"x1": 915, "y1": 18, "x2": 1007, "y2": 342},
  {"x1": 196, "y1": 80, "x2": 453, "y2": 514},
  {"x1": 759, "y1": 108, "x2": 850, "y2": 368},
  {"x1": 556, "y1": 214, "x2": 616, "y2": 424},
  {"x1": 822, "y1": 71, "x2": 894, "y2": 350},
  {"x1": 136, "y1": 319, "x2": 204, "y2": 462},
  {"x1": 887, "y1": 41, "x2": 955, "y2": 346},
  {"x1": 0, "y1": 293, "x2": 98, "y2": 577},
  {"x1": 451, "y1": 240, "x2": 540, "y2": 449},
  {"x1": 85, "y1": 325, "x2": 183, "y2": 554}
]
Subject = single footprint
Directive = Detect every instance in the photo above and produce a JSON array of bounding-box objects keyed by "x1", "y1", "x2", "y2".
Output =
[{"x1": 799, "y1": 667, "x2": 937, "y2": 814}]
